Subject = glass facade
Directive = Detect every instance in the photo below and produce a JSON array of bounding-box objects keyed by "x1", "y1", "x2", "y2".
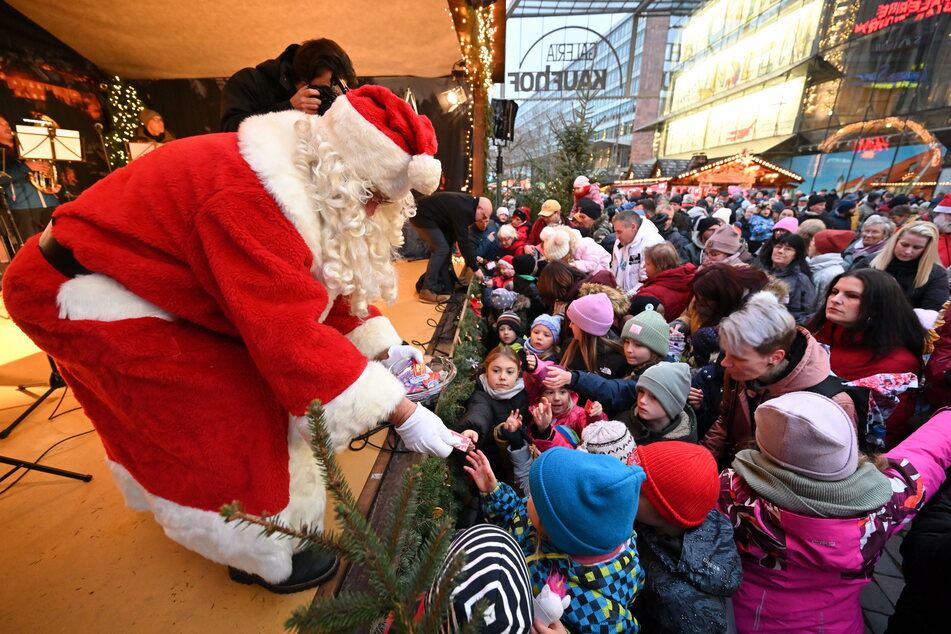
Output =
[{"x1": 654, "y1": 0, "x2": 951, "y2": 195}]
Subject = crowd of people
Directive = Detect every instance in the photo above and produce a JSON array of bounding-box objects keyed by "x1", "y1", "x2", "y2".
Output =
[{"x1": 433, "y1": 181, "x2": 951, "y2": 632}]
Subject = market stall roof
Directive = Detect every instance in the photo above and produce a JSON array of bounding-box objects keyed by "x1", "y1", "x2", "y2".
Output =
[
  {"x1": 508, "y1": 0, "x2": 704, "y2": 18},
  {"x1": 7, "y1": 0, "x2": 467, "y2": 79},
  {"x1": 668, "y1": 151, "x2": 803, "y2": 187}
]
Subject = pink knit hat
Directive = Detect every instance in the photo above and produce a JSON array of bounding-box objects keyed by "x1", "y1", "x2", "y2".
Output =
[
  {"x1": 566, "y1": 293, "x2": 614, "y2": 336},
  {"x1": 773, "y1": 217, "x2": 799, "y2": 234},
  {"x1": 754, "y1": 392, "x2": 857, "y2": 481}
]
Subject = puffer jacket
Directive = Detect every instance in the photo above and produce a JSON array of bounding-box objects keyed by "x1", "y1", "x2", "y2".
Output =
[
  {"x1": 569, "y1": 234, "x2": 612, "y2": 273},
  {"x1": 720, "y1": 408, "x2": 951, "y2": 633},
  {"x1": 701, "y1": 327, "x2": 857, "y2": 465},
  {"x1": 570, "y1": 183, "x2": 604, "y2": 215},
  {"x1": 633, "y1": 510, "x2": 742, "y2": 634},
  {"x1": 458, "y1": 379, "x2": 530, "y2": 467},
  {"x1": 635, "y1": 262, "x2": 696, "y2": 319}
]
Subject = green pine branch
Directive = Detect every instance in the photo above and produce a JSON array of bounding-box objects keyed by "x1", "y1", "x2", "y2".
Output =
[{"x1": 221, "y1": 400, "x2": 466, "y2": 633}]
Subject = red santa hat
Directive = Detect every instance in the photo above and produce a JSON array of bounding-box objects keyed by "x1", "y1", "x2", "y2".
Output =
[
  {"x1": 933, "y1": 193, "x2": 951, "y2": 214},
  {"x1": 321, "y1": 85, "x2": 442, "y2": 198}
]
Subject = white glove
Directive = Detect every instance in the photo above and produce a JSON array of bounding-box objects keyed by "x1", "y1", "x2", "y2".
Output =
[
  {"x1": 383, "y1": 344, "x2": 424, "y2": 371},
  {"x1": 395, "y1": 404, "x2": 456, "y2": 458}
]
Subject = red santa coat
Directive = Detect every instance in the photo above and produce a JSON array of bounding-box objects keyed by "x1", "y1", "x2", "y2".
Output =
[{"x1": 1, "y1": 113, "x2": 406, "y2": 581}]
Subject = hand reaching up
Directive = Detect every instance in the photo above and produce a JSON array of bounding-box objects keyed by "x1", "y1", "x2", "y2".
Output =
[
  {"x1": 463, "y1": 450, "x2": 498, "y2": 493},
  {"x1": 687, "y1": 387, "x2": 703, "y2": 411},
  {"x1": 525, "y1": 353, "x2": 538, "y2": 372},
  {"x1": 584, "y1": 400, "x2": 603, "y2": 420},
  {"x1": 530, "y1": 397, "x2": 553, "y2": 430}
]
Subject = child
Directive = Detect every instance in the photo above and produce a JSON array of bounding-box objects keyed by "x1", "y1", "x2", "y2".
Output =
[
  {"x1": 578, "y1": 418, "x2": 638, "y2": 461},
  {"x1": 721, "y1": 394, "x2": 951, "y2": 632},
  {"x1": 529, "y1": 370, "x2": 606, "y2": 452},
  {"x1": 494, "y1": 311, "x2": 524, "y2": 349},
  {"x1": 489, "y1": 255, "x2": 515, "y2": 289},
  {"x1": 561, "y1": 293, "x2": 628, "y2": 378},
  {"x1": 458, "y1": 346, "x2": 530, "y2": 477},
  {"x1": 620, "y1": 362, "x2": 697, "y2": 445},
  {"x1": 464, "y1": 447, "x2": 646, "y2": 633},
  {"x1": 631, "y1": 442, "x2": 741, "y2": 634},
  {"x1": 524, "y1": 313, "x2": 561, "y2": 362},
  {"x1": 512, "y1": 254, "x2": 545, "y2": 321},
  {"x1": 542, "y1": 308, "x2": 671, "y2": 417}
]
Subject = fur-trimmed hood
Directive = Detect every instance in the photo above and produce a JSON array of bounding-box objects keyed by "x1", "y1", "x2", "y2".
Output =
[{"x1": 577, "y1": 282, "x2": 631, "y2": 316}]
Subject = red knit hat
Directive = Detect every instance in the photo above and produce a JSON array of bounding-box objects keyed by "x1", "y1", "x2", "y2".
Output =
[
  {"x1": 631, "y1": 441, "x2": 718, "y2": 528},
  {"x1": 812, "y1": 230, "x2": 856, "y2": 255},
  {"x1": 321, "y1": 85, "x2": 441, "y2": 198}
]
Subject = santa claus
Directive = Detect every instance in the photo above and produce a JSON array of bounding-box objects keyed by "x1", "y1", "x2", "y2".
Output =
[{"x1": 2, "y1": 85, "x2": 458, "y2": 592}]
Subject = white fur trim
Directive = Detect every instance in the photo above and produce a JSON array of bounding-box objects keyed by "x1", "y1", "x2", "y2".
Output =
[
  {"x1": 57, "y1": 273, "x2": 175, "y2": 321},
  {"x1": 914, "y1": 308, "x2": 939, "y2": 330},
  {"x1": 292, "y1": 361, "x2": 405, "y2": 451},
  {"x1": 345, "y1": 316, "x2": 402, "y2": 359},
  {"x1": 320, "y1": 96, "x2": 416, "y2": 200},
  {"x1": 107, "y1": 424, "x2": 325, "y2": 584},
  {"x1": 407, "y1": 154, "x2": 441, "y2": 195},
  {"x1": 237, "y1": 110, "x2": 325, "y2": 278}
]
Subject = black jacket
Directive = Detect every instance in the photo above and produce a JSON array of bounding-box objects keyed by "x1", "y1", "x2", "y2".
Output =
[
  {"x1": 410, "y1": 192, "x2": 480, "y2": 271},
  {"x1": 220, "y1": 44, "x2": 299, "y2": 132},
  {"x1": 855, "y1": 257, "x2": 950, "y2": 310},
  {"x1": 888, "y1": 469, "x2": 951, "y2": 633},
  {"x1": 458, "y1": 381, "x2": 530, "y2": 472}
]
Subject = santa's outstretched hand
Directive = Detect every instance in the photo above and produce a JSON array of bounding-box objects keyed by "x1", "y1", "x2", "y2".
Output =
[
  {"x1": 382, "y1": 344, "x2": 425, "y2": 371},
  {"x1": 393, "y1": 402, "x2": 456, "y2": 458}
]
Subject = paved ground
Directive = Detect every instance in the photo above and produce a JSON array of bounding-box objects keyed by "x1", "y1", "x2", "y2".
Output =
[{"x1": 861, "y1": 528, "x2": 907, "y2": 633}]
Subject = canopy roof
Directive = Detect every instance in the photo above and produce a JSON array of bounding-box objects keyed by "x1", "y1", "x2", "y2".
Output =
[
  {"x1": 8, "y1": 0, "x2": 465, "y2": 79},
  {"x1": 668, "y1": 152, "x2": 803, "y2": 187}
]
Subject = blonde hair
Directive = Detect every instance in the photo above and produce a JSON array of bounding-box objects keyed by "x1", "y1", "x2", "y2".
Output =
[
  {"x1": 293, "y1": 118, "x2": 413, "y2": 316},
  {"x1": 498, "y1": 223, "x2": 517, "y2": 241},
  {"x1": 797, "y1": 218, "x2": 826, "y2": 252},
  {"x1": 870, "y1": 221, "x2": 940, "y2": 289}
]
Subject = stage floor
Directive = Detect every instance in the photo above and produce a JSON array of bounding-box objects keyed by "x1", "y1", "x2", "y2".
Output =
[{"x1": 0, "y1": 259, "x2": 440, "y2": 633}]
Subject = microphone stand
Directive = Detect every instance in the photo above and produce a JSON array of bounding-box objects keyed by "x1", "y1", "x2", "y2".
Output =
[{"x1": 93, "y1": 122, "x2": 113, "y2": 173}]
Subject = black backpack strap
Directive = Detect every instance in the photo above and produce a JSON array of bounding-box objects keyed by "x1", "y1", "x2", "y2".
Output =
[{"x1": 805, "y1": 375, "x2": 872, "y2": 450}]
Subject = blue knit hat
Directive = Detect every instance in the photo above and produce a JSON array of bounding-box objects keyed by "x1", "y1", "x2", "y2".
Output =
[
  {"x1": 531, "y1": 313, "x2": 562, "y2": 341},
  {"x1": 528, "y1": 447, "x2": 645, "y2": 555}
]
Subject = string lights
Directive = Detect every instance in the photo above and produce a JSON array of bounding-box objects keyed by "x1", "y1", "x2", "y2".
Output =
[
  {"x1": 103, "y1": 75, "x2": 144, "y2": 168},
  {"x1": 671, "y1": 151, "x2": 803, "y2": 183}
]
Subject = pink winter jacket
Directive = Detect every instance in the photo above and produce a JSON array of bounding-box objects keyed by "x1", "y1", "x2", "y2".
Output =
[
  {"x1": 524, "y1": 358, "x2": 606, "y2": 451},
  {"x1": 569, "y1": 236, "x2": 612, "y2": 274},
  {"x1": 719, "y1": 408, "x2": 951, "y2": 633}
]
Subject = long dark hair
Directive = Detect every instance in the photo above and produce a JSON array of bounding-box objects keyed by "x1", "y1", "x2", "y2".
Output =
[
  {"x1": 807, "y1": 269, "x2": 926, "y2": 359},
  {"x1": 690, "y1": 263, "x2": 769, "y2": 328},
  {"x1": 537, "y1": 261, "x2": 586, "y2": 311}
]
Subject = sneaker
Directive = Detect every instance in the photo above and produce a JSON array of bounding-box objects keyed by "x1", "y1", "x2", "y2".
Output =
[
  {"x1": 228, "y1": 549, "x2": 339, "y2": 594},
  {"x1": 418, "y1": 288, "x2": 450, "y2": 304}
]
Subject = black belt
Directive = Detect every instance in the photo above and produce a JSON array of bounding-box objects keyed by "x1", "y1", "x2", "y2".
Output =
[{"x1": 39, "y1": 232, "x2": 94, "y2": 278}]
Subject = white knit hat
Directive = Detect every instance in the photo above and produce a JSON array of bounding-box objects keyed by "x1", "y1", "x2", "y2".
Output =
[
  {"x1": 540, "y1": 225, "x2": 577, "y2": 262},
  {"x1": 578, "y1": 420, "x2": 637, "y2": 462}
]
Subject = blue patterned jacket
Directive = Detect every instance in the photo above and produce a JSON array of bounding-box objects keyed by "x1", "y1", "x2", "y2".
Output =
[{"x1": 482, "y1": 482, "x2": 645, "y2": 633}]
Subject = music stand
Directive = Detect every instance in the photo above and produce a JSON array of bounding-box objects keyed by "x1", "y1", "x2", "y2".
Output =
[
  {"x1": 15, "y1": 124, "x2": 83, "y2": 164},
  {"x1": 126, "y1": 141, "x2": 160, "y2": 162}
]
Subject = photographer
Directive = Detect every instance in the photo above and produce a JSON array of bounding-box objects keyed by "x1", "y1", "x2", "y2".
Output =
[{"x1": 220, "y1": 39, "x2": 357, "y2": 132}]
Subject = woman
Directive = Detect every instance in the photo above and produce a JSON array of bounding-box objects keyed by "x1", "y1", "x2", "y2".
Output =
[
  {"x1": 540, "y1": 225, "x2": 611, "y2": 274},
  {"x1": 702, "y1": 292, "x2": 860, "y2": 467},
  {"x1": 682, "y1": 263, "x2": 770, "y2": 367},
  {"x1": 809, "y1": 269, "x2": 925, "y2": 447},
  {"x1": 843, "y1": 214, "x2": 894, "y2": 269},
  {"x1": 683, "y1": 216, "x2": 721, "y2": 266},
  {"x1": 635, "y1": 242, "x2": 696, "y2": 319},
  {"x1": 765, "y1": 233, "x2": 816, "y2": 324},
  {"x1": 721, "y1": 393, "x2": 951, "y2": 633},
  {"x1": 861, "y1": 220, "x2": 949, "y2": 314},
  {"x1": 755, "y1": 215, "x2": 799, "y2": 267}
]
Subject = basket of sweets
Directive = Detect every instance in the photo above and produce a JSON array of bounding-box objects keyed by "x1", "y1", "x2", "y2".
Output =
[{"x1": 392, "y1": 356, "x2": 457, "y2": 403}]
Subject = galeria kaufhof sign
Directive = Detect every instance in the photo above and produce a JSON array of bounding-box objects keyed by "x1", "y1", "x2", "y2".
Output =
[{"x1": 506, "y1": 26, "x2": 627, "y2": 95}]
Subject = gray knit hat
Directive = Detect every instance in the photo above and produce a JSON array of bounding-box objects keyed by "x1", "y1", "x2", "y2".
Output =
[
  {"x1": 578, "y1": 420, "x2": 637, "y2": 462},
  {"x1": 620, "y1": 309, "x2": 669, "y2": 357},
  {"x1": 754, "y1": 392, "x2": 857, "y2": 481},
  {"x1": 637, "y1": 362, "x2": 690, "y2": 420}
]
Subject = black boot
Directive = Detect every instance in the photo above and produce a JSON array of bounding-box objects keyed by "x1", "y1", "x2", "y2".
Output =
[{"x1": 228, "y1": 549, "x2": 339, "y2": 594}]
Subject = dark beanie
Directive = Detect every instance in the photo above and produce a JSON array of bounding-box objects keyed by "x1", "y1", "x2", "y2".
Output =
[
  {"x1": 576, "y1": 197, "x2": 602, "y2": 219},
  {"x1": 807, "y1": 194, "x2": 826, "y2": 208},
  {"x1": 512, "y1": 254, "x2": 536, "y2": 276},
  {"x1": 695, "y1": 216, "x2": 719, "y2": 236}
]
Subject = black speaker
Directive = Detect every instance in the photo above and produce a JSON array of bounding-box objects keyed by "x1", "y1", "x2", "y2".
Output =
[{"x1": 491, "y1": 99, "x2": 518, "y2": 142}]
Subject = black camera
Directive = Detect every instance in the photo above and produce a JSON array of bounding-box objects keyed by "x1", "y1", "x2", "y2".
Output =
[{"x1": 308, "y1": 84, "x2": 338, "y2": 116}]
